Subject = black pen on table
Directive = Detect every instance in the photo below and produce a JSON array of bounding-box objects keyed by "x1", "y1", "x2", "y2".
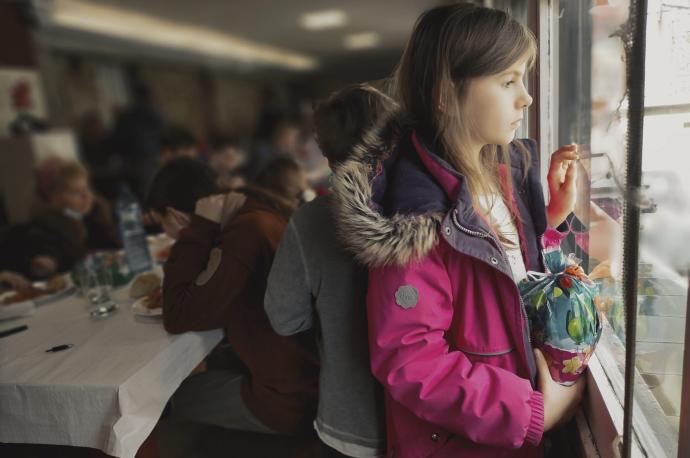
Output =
[{"x1": 0, "y1": 324, "x2": 28, "y2": 339}]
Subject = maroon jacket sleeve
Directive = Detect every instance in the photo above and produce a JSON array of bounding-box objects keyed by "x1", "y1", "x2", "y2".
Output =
[{"x1": 161, "y1": 213, "x2": 264, "y2": 334}]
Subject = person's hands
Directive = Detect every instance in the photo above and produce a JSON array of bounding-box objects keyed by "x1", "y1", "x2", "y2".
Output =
[
  {"x1": 535, "y1": 348, "x2": 586, "y2": 432},
  {"x1": 30, "y1": 255, "x2": 58, "y2": 279},
  {"x1": 194, "y1": 194, "x2": 227, "y2": 224},
  {"x1": 161, "y1": 207, "x2": 190, "y2": 240},
  {"x1": 0, "y1": 271, "x2": 31, "y2": 291},
  {"x1": 143, "y1": 211, "x2": 157, "y2": 227},
  {"x1": 547, "y1": 144, "x2": 579, "y2": 228},
  {"x1": 220, "y1": 192, "x2": 247, "y2": 228}
]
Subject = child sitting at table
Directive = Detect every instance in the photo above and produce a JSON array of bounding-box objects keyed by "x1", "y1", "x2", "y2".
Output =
[
  {"x1": 145, "y1": 156, "x2": 319, "y2": 451},
  {"x1": 0, "y1": 157, "x2": 120, "y2": 278}
]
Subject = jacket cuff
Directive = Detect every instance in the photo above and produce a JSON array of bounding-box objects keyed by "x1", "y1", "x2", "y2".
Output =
[
  {"x1": 541, "y1": 226, "x2": 570, "y2": 250},
  {"x1": 525, "y1": 390, "x2": 545, "y2": 446}
]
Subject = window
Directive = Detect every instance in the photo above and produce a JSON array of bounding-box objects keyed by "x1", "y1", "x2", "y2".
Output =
[{"x1": 539, "y1": 0, "x2": 689, "y2": 456}]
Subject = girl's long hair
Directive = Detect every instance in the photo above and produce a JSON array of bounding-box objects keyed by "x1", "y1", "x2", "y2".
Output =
[{"x1": 391, "y1": 3, "x2": 537, "y2": 241}]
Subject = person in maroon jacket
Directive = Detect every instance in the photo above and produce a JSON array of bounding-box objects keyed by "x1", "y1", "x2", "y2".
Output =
[{"x1": 145, "y1": 157, "x2": 319, "y2": 448}]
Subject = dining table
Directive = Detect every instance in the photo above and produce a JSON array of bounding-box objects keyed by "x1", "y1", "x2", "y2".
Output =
[{"x1": 0, "y1": 267, "x2": 223, "y2": 458}]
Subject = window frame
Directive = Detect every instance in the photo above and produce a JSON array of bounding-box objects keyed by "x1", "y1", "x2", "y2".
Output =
[{"x1": 533, "y1": 1, "x2": 684, "y2": 456}]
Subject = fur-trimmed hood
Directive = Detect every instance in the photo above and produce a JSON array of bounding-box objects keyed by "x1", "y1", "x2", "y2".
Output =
[
  {"x1": 332, "y1": 117, "x2": 548, "y2": 271},
  {"x1": 332, "y1": 117, "x2": 447, "y2": 268}
]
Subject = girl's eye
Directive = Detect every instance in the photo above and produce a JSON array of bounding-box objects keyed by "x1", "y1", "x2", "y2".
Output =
[{"x1": 503, "y1": 80, "x2": 516, "y2": 88}]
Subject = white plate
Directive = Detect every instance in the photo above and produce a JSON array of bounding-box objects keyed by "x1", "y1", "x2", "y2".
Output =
[
  {"x1": 33, "y1": 276, "x2": 76, "y2": 305},
  {"x1": 131, "y1": 297, "x2": 163, "y2": 317},
  {"x1": 0, "y1": 275, "x2": 74, "y2": 308},
  {"x1": 0, "y1": 293, "x2": 36, "y2": 321}
]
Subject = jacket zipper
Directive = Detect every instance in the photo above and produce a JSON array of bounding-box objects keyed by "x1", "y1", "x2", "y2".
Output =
[{"x1": 450, "y1": 210, "x2": 532, "y2": 346}]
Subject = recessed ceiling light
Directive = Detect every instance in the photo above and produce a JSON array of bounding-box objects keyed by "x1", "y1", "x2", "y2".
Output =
[
  {"x1": 300, "y1": 9, "x2": 348, "y2": 31},
  {"x1": 46, "y1": 0, "x2": 317, "y2": 70},
  {"x1": 344, "y1": 32, "x2": 381, "y2": 50}
]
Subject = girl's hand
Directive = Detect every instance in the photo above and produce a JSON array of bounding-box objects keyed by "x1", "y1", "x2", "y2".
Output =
[
  {"x1": 546, "y1": 145, "x2": 579, "y2": 228},
  {"x1": 535, "y1": 348, "x2": 586, "y2": 431}
]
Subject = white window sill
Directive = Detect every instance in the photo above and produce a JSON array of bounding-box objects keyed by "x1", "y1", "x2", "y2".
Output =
[{"x1": 580, "y1": 322, "x2": 678, "y2": 457}]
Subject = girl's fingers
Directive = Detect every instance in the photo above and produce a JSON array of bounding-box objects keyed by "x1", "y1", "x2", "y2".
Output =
[
  {"x1": 548, "y1": 146, "x2": 579, "y2": 189},
  {"x1": 563, "y1": 161, "x2": 577, "y2": 187},
  {"x1": 557, "y1": 143, "x2": 578, "y2": 152},
  {"x1": 534, "y1": 348, "x2": 548, "y2": 371},
  {"x1": 549, "y1": 148, "x2": 575, "y2": 173},
  {"x1": 552, "y1": 148, "x2": 579, "y2": 164},
  {"x1": 548, "y1": 163, "x2": 568, "y2": 190}
]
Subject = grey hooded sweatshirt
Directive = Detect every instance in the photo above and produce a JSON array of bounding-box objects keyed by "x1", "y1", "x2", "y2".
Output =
[{"x1": 265, "y1": 195, "x2": 386, "y2": 457}]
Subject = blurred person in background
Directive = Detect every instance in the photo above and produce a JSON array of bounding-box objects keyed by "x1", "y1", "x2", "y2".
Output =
[
  {"x1": 296, "y1": 98, "x2": 331, "y2": 191},
  {"x1": 160, "y1": 125, "x2": 198, "y2": 163},
  {"x1": 77, "y1": 110, "x2": 108, "y2": 171},
  {"x1": 248, "y1": 121, "x2": 301, "y2": 179},
  {"x1": 207, "y1": 134, "x2": 248, "y2": 190},
  {"x1": 0, "y1": 157, "x2": 120, "y2": 278},
  {"x1": 76, "y1": 110, "x2": 122, "y2": 202},
  {"x1": 145, "y1": 157, "x2": 318, "y2": 456},
  {"x1": 108, "y1": 82, "x2": 164, "y2": 200},
  {"x1": 265, "y1": 83, "x2": 396, "y2": 458},
  {"x1": 255, "y1": 86, "x2": 286, "y2": 141}
]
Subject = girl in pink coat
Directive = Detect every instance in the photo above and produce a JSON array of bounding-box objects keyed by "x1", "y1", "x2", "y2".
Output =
[{"x1": 333, "y1": 3, "x2": 584, "y2": 457}]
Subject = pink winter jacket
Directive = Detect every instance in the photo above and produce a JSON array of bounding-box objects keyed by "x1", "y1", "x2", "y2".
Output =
[{"x1": 333, "y1": 124, "x2": 548, "y2": 458}]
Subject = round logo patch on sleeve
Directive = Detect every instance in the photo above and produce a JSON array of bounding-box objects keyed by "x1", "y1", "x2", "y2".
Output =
[{"x1": 395, "y1": 285, "x2": 419, "y2": 309}]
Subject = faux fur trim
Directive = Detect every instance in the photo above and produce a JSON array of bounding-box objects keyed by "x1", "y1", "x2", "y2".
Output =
[{"x1": 332, "y1": 118, "x2": 443, "y2": 268}]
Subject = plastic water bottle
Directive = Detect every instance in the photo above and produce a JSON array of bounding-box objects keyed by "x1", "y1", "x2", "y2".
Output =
[{"x1": 116, "y1": 185, "x2": 152, "y2": 274}]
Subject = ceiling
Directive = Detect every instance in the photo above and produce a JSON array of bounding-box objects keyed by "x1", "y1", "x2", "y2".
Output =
[{"x1": 33, "y1": 0, "x2": 446, "y2": 76}]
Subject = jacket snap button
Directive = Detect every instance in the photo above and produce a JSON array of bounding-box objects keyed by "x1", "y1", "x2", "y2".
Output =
[
  {"x1": 490, "y1": 256, "x2": 499, "y2": 265},
  {"x1": 444, "y1": 227, "x2": 451, "y2": 236},
  {"x1": 431, "y1": 433, "x2": 440, "y2": 442}
]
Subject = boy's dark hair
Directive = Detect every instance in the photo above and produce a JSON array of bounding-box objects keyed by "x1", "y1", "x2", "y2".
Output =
[
  {"x1": 145, "y1": 157, "x2": 221, "y2": 214},
  {"x1": 255, "y1": 156, "x2": 303, "y2": 199},
  {"x1": 313, "y1": 83, "x2": 397, "y2": 166},
  {"x1": 160, "y1": 125, "x2": 196, "y2": 151}
]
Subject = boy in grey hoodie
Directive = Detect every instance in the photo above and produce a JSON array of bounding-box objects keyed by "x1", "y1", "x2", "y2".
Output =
[{"x1": 264, "y1": 84, "x2": 397, "y2": 457}]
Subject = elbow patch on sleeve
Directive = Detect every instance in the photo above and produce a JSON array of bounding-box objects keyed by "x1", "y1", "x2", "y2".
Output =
[{"x1": 195, "y1": 247, "x2": 223, "y2": 286}]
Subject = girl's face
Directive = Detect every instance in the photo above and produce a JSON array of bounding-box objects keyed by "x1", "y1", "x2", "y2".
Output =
[{"x1": 465, "y1": 57, "x2": 533, "y2": 147}]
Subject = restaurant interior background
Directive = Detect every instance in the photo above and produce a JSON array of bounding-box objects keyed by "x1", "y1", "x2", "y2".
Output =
[{"x1": 1, "y1": 0, "x2": 689, "y2": 457}]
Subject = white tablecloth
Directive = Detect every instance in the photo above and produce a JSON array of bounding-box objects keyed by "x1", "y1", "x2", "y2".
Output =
[{"x1": 0, "y1": 278, "x2": 223, "y2": 458}]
